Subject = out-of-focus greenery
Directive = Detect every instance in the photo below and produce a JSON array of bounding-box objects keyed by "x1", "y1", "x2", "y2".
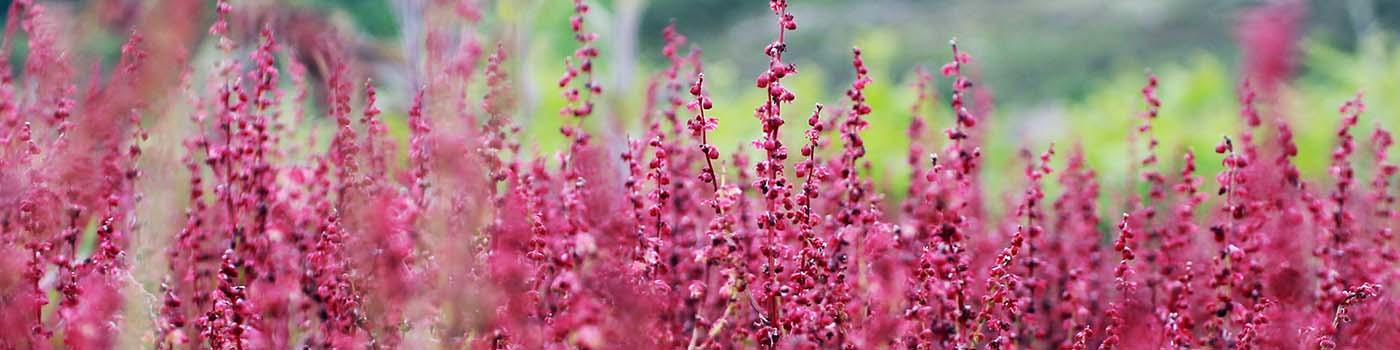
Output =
[
  {"x1": 502, "y1": 31, "x2": 1400, "y2": 218},
  {"x1": 1060, "y1": 32, "x2": 1400, "y2": 199},
  {"x1": 290, "y1": 1, "x2": 1400, "y2": 215},
  {"x1": 294, "y1": 0, "x2": 400, "y2": 39},
  {"x1": 25, "y1": 0, "x2": 1396, "y2": 215},
  {"x1": 469, "y1": 1, "x2": 1399, "y2": 204},
  {"x1": 236, "y1": 0, "x2": 1400, "y2": 104}
]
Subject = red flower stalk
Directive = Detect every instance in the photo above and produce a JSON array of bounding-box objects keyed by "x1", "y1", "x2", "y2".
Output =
[
  {"x1": 1304, "y1": 94, "x2": 1373, "y2": 350},
  {"x1": 681, "y1": 54, "x2": 731, "y2": 350},
  {"x1": 1236, "y1": 297, "x2": 1274, "y2": 349},
  {"x1": 1165, "y1": 262, "x2": 1199, "y2": 348},
  {"x1": 1130, "y1": 74, "x2": 1169, "y2": 306},
  {"x1": 1102, "y1": 213, "x2": 1138, "y2": 350},
  {"x1": 483, "y1": 43, "x2": 516, "y2": 124},
  {"x1": 515, "y1": 158, "x2": 553, "y2": 310},
  {"x1": 794, "y1": 48, "x2": 881, "y2": 346},
  {"x1": 1127, "y1": 73, "x2": 1163, "y2": 175},
  {"x1": 903, "y1": 66, "x2": 935, "y2": 219},
  {"x1": 749, "y1": 1, "x2": 799, "y2": 345},
  {"x1": 1366, "y1": 127, "x2": 1397, "y2": 284},
  {"x1": 1315, "y1": 283, "x2": 1382, "y2": 350},
  {"x1": 661, "y1": 23, "x2": 691, "y2": 140},
  {"x1": 1164, "y1": 151, "x2": 1202, "y2": 276},
  {"x1": 690, "y1": 185, "x2": 744, "y2": 349},
  {"x1": 633, "y1": 24, "x2": 702, "y2": 286},
  {"x1": 920, "y1": 39, "x2": 983, "y2": 346},
  {"x1": 1160, "y1": 151, "x2": 1203, "y2": 346},
  {"x1": 1274, "y1": 116, "x2": 1303, "y2": 186},
  {"x1": 1050, "y1": 145, "x2": 1103, "y2": 349},
  {"x1": 777, "y1": 104, "x2": 830, "y2": 345},
  {"x1": 480, "y1": 44, "x2": 522, "y2": 258},
  {"x1": 621, "y1": 136, "x2": 650, "y2": 264},
  {"x1": 838, "y1": 48, "x2": 874, "y2": 223},
  {"x1": 326, "y1": 62, "x2": 359, "y2": 190},
  {"x1": 1015, "y1": 145, "x2": 1053, "y2": 343},
  {"x1": 1317, "y1": 95, "x2": 1365, "y2": 307},
  {"x1": 1070, "y1": 325, "x2": 1093, "y2": 350},
  {"x1": 688, "y1": 74, "x2": 720, "y2": 194},
  {"x1": 968, "y1": 225, "x2": 1026, "y2": 349},
  {"x1": 1207, "y1": 135, "x2": 1245, "y2": 346},
  {"x1": 407, "y1": 89, "x2": 431, "y2": 208},
  {"x1": 306, "y1": 179, "x2": 365, "y2": 348},
  {"x1": 199, "y1": 249, "x2": 250, "y2": 349},
  {"x1": 558, "y1": 0, "x2": 601, "y2": 123},
  {"x1": 939, "y1": 39, "x2": 980, "y2": 181},
  {"x1": 1237, "y1": 80, "x2": 1263, "y2": 159},
  {"x1": 795, "y1": 105, "x2": 826, "y2": 228},
  {"x1": 359, "y1": 80, "x2": 392, "y2": 179},
  {"x1": 641, "y1": 120, "x2": 673, "y2": 277},
  {"x1": 554, "y1": 0, "x2": 600, "y2": 288}
]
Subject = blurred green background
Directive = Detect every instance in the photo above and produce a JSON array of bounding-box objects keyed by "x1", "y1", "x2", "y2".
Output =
[
  {"x1": 14, "y1": 0, "x2": 1400, "y2": 211},
  {"x1": 465, "y1": 0, "x2": 1400, "y2": 211}
]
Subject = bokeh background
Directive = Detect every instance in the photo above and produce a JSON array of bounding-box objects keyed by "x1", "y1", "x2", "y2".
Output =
[
  {"x1": 10, "y1": 0, "x2": 1400, "y2": 345},
  {"x1": 20, "y1": 0, "x2": 1400, "y2": 195}
]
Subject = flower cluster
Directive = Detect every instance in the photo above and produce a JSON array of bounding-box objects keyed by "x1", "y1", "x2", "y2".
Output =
[{"x1": 0, "y1": 1, "x2": 1397, "y2": 349}]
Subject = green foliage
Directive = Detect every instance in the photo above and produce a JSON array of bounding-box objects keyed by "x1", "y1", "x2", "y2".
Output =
[
  {"x1": 279, "y1": 0, "x2": 1400, "y2": 213},
  {"x1": 298, "y1": 0, "x2": 399, "y2": 39},
  {"x1": 505, "y1": 26, "x2": 1400, "y2": 216}
]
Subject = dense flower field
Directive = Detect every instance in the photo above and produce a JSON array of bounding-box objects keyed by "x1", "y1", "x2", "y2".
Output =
[{"x1": 0, "y1": 0, "x2": 1397, "y2": 349}]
